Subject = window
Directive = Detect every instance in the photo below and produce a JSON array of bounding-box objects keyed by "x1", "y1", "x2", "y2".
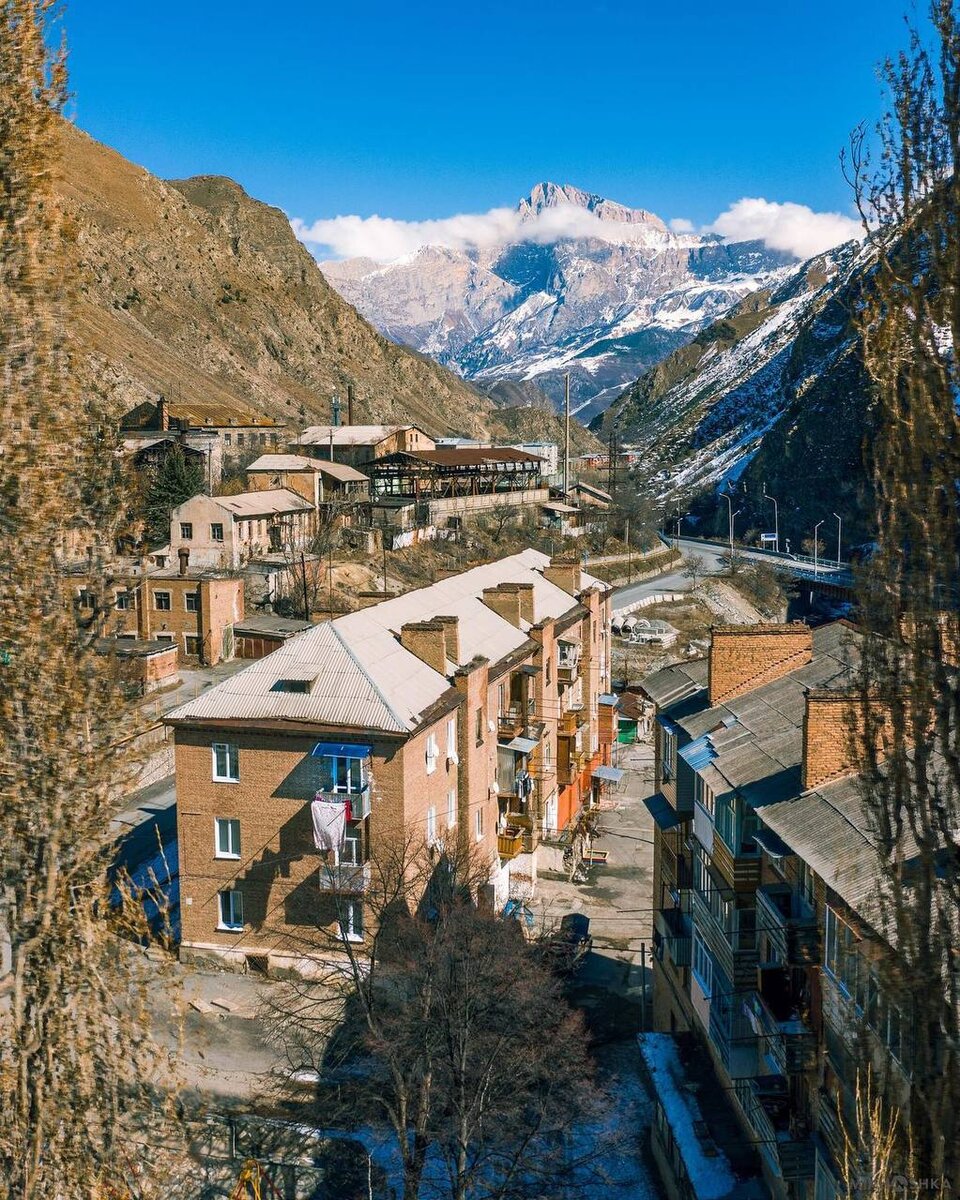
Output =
[
  {"x1": 341, "y1": 823, "x2": 362, "y2": 866},
  {"x1": 340, "y1": 899, "x2": 363, "y2": 941},
  {"x1": 259, "y1": 432, "x2": 266, "y2": 445},
  {"x1": 224, "y1": 432, "x2": 232, "y2": 446},
  {"x1": 272, "y1": 678, "x2": 312, "y2": 694},
  {"x1": 151, "y1": 591, "x2": 171, "y2": 612},
  {"x1": 475, "y1": 708, "x2": 484, "y2": 746},
  {"x1": 425, "y1": 733, "x2": 439, "y2": 776},
  {"x1": 185, "y1": 591, "x2": 199, "y2": 612},
  {"x1": 77, "y1": 588, "x2": 96, "y2": 610},
  {"x1": 318, "y1": 755, "x2": 365, "y2": 794},
  {"x1": 210, "y1": 523, "x2": 224, "y2": 542},
  {"x1": 446, "y1": 716, "x2": 459, "y2": 765},
  {"x1": 447, "y1": 788, "x2": 457, "y2": 829},
  {"x1": 546, "y1": 658, "x2": 552, "y2": 685},
  {"x1": 694, "y1": 775, "x2": 715, "y2": 817},
  {"x1": 218, "y1": 889, "x2": 243, "y2": 930},
  {"x1": 660, "y1": 724, "x2": 677, "y2": 783},
  {"x1": 426, "y1": 806, "x2": 437, "y2": 846},
  {"x1": 692, "y1": 927, "x2": 713, "y2": 994},
  {"x1": 180, "y1": 522, "x2": 193, "y2": 540},
  {"x1": 185, "y1": 635, "x2": 201, "y2": 657},
  {"x1": 156, "y1": 634, "x2": 175, "y2": 644},
  {"x1": 799, "y1": 860, "x2": 815, "y2": 908},
  {"x1": 475, "y1": 807, "x2": 484, "y2": 841},
  {"x1": 215, "y1": 818, "x2": 241, "y2": 859},
  {"x1": 237, "y1": 433, "x2": 245, "y2": 447},
  {"x1": 115, "y1": 590, "x2": 132, "y2": 611},
  {"x1": 212, "y1": 742, "x2": 239, "y2": 782},
  {"x1": 824, "y1": 904, "x2": 859, "y2": 998}
]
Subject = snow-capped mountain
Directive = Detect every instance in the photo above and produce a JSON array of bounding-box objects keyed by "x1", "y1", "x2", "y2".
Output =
[
  {"x1": 593, "y1": 240, "x2": 875, "y2": 546},
  {"x1": 320, "y1": 183, "x2": 798, "y2": 419}
]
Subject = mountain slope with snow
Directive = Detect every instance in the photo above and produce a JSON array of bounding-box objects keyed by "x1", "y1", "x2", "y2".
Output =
[
  {"x1": 593, "y1": 241, "x2": 877, "y2": 546},
  {"x1": 320, "y1": 183, "x2": 797, "y2": 416}
]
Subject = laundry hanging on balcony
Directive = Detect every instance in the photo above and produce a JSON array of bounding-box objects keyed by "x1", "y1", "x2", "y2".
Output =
[{"x1": 311, "y1": 797, "x2": 348, "y2": 851}]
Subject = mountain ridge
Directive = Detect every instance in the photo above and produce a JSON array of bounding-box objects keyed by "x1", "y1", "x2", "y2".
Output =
[{"x1": 320, "y1": 183, "x2": 798, "y2": 419}]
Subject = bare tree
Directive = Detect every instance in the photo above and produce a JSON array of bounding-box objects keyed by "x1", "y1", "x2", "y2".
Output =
[
  {"x1": 681, "y1": 553, "x2": 707, "y2": 588},
  {"x1": 0, "y1": 3, "x2": 177, "y2": 1195},
  {"x1": 262, "y1": 833, "x2": 598, "y2": 1200},
  {"x1": 846, "y1": 1, "x2": 960, "y2": 1180}
]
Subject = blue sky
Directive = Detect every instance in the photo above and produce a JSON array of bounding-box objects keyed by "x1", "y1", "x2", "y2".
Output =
[{"x1": 67, "y1": 0, "x2": 918, "y2": 255}]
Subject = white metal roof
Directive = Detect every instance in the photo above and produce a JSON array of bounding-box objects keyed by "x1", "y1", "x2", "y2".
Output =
[
  {"x1": 246, "y1": 454, "x2": 368, "y2": 482},
  {"x1": 214, "y1": 489, "x2": 314, "y2": 518},
  {"x1": 298, "y1": 425, "x2": 416, "y2": 447},
  {"x1": 167, "y1": 549, "x2": 608, "y2": 735}
]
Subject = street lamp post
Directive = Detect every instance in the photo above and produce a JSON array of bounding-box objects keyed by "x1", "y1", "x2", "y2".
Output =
[
  {"x1": 832, "y1": 512, "x2": 842, "y2": 566},
  {"x1": 763, "y1": 486, "x2": 779, "y2": 554},
  {"x1": 722, "y1": 491, "x2": 740, "y2": 561},
  {"x1": 813, "y1": 519, "x2": 824, "y2": 579},
  {"x1": 674, "y1": 511, "x2": 684, "y2": 548}
]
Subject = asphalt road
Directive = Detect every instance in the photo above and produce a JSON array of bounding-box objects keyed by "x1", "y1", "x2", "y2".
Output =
[{"x1": 612, "y1": 538, "x2": 728, "y2": 610}]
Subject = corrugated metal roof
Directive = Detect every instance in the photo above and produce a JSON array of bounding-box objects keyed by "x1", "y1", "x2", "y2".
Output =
[
  {"x1": 167, "y1": 549, "x2": 607, "y2": 736},
  {"x1": 246, "y1": 454, "x2": 368, "y2": 482},
  {"x1": 299, "y1": 425, "x2": 416, "y2": 446},
  {"x1": 215, "y1": 489, "x2": 314, "y2": 517},
  {"x1": 398, "y1": 448, "x2": 543, "y2": 467}
]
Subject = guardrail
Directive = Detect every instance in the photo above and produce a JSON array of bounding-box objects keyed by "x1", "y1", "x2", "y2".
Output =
[{"x1": 661, "y1": 532, "x2": 852, "y2": 573}]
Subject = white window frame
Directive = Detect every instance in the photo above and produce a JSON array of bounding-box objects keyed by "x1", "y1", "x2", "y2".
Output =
[
  {"x1": 425, "y1": 732, "x2": 439, "y2": 776},
  {"x1": 320, "y1": 754, "x2": 365, "y2": 794},
  {"x1": 446, "y1": 715, "x2": 459, "y2": 765},
  {"x1": 185, "y1": 591, "x2": 199, "y2": 613},
  {"x1": 475, "y1": 806, "x2": 484, "y2": 842},
  {"x1": 212, "y1": 742, "x2": 239, "y2": 783},
  {"x1": 341, "y1": 899, "x2": 364, "y2": 942},
  {"x1": 692, "y1": 926, "x2": 713, "y2": 995},
  {"x1": 340, "y1": 824, "x2": 362, "y2": 867},
  {"x1": 214, "y1": 817, "x2": 240, "y2": 860},
  {"x1": 115, "y1": 590, "x2": 132, "y2": 611},
  {"x1": 426, "y1": 805, "x2": 437, "y2": 846},
  {"x1": 447, "y1": 787, "x2": 457, "y2": 829},
  {"x1": 217, "y1": 889, "x2": 243, "y2": 931},
  {"x1": 153, "y1": 590, "x2": 171, "y2": 612},
  {"x1": 180, "y1": 522, "x2": 193, "y2": 540}
]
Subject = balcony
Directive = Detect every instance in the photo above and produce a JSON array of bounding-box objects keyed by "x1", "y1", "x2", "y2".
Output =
[
  {"x1": 558, "y1": 749, "x2": 588, "y2": 787},
  {"x1": 689, "y1": 888, "x2": 759, "y2": 990},
  {"x1": 497, "y1": 827, "x2": 525, "y2": 861},
  {"x1": 744, "y1": 975, "x2": 817, "y2": 1075},
  {"x1": 313, "y1": 786, "x2": 371, "y2": 821},
  {"x1": 655, "y1": 906, "x2": 691, "y2": 967},
  {"x1": 498, "y1": 706, "x2": 527, "y2": 739},
  {"x1": 317, "y1": 860, "x2": 371, "y2": 893},
  {"x1": 733, "y1": 1078, "x2": 816, "y2": 1182},
  {"x1": 756, "y1": 883, "x2": 820, "y2": 965},
  {"x1": 558, "y1": 706, "x2": 587, "y2": 736},
  {"x1": 557, "y1": 644, "x2": 582, "y2": 684}
]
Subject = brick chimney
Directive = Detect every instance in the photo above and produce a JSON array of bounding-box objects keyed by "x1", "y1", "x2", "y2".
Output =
[
  {"x1": 802, "y1": 689, "x2": 893, "y2": 791},
  {"x1": 543, "y1": 552, "x2": 582, "y2": 597},
  {"x1": 178, "y1": 547, "x2": 190, "y2": 576},
  {"x1": 400, "y1": 621, "x2": 448, "y2": 674},
  {"x1": 708, "y1": 623, "x2": 813, "y2": 706},
  {"x1": 481, "y1": 584, "x2": 523, "y2": 628},
  {"x1": 434, "y1": 615, "x2": 460, "y2": 665},
  {"x1": 157, "y1": 395, "x2": 169, "y2": 431}
]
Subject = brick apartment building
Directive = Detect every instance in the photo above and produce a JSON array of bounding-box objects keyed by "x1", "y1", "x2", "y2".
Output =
[
  {"x1": 641, "y1": 622, "x2": 920, "y2": 1200},
  {"x1": 76, "y1": 555, "x2": 244, "y2": 665},
  {"x1": 164, "y1": 550, "x2": 614, "y2": 974}
]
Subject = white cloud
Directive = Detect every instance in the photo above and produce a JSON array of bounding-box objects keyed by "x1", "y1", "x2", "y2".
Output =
[
  {"x1": 293, "y1": 193, "x2": 864, "y2": 264},
  {"x1": 706, "y1": 197, "x2": 862, "y2": 259},
  {"x1": 293, "y1": 204, "x2": 667, "y2": 262}
]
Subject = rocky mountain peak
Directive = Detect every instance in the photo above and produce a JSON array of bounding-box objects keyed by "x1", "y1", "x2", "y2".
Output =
[{"x1": 517, "y1": 181, "x2": 667, "y2": 231}]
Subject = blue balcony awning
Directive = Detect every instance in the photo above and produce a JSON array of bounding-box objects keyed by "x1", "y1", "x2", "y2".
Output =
[
  {"x1": 643, "y1": 793, "x2": 684, "y2": 831},
  {"x1": 753, "y1": 825, "x2": 794, "y2": 859},
  {"x1": 592, "y1": 765, "x2": 624, "y2": 783},
  {"x1": 311, "y1": 742, "x2": 372, "y2": 759}
]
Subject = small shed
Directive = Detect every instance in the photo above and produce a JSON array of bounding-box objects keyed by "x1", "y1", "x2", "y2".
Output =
[{"x1": 234, "y1": 615, "x2": 315, "y2": 660}]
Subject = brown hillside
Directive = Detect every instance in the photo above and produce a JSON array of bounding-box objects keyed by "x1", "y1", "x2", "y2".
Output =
[{"x1": 60, "y1": 122, "x2": 496, "y2": 435}]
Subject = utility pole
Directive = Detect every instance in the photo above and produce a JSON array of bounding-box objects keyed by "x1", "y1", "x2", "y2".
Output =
[
  {"x1": 722, "y1": 491, "x2": 740, "y2": 560},
  {"x1": 640, "y1": 941, "x2": 647, "y2": 1032},
  {"x1": 626, "y1": 517, "x2": 631, "y2": 582},
  {"x1": 833, "y1": 511, "x2": 842, "y2": 566},
  {"x1": 763, "y1": 484, "x2": 779, "y2": 553},
  {"x1": 563, "y1": 371, "x2": 571, "y2": 498}
]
